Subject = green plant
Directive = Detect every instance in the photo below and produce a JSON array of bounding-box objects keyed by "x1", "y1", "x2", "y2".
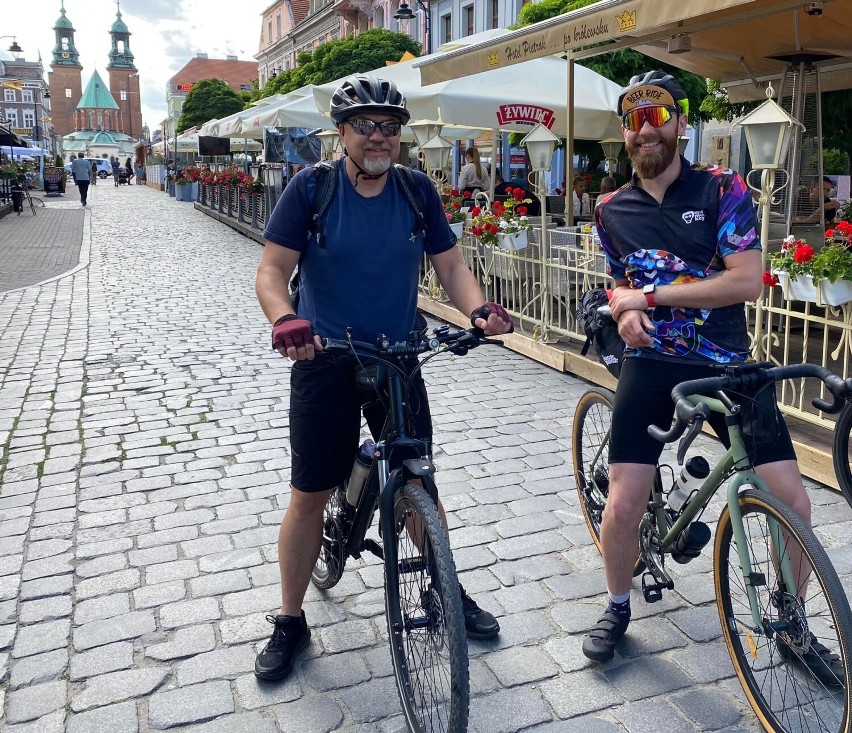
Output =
[
  {"x1": 470, "y1": 189, "x2": 533, "y2": 245},
  {"x1": 811, "y1": 240, "x2": 852, "y2": 283},
  {"x1": 767, "y1": 235, "x2": 816, "y2": 282},
  {"x1": 441, "y1": 187, "x2": 467, "y2": 224}
]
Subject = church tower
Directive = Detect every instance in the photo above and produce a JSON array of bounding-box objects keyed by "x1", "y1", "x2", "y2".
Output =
[
  {"x1": 47, "y1": 0, "x2": 83, "y2": 140},
  {"x1": 107, "y1": 1, "x2": 142, "y2": 139}
]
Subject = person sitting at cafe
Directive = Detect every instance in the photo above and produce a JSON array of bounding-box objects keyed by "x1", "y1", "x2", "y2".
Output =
[
  {"x1": 572, "y1": 175, "x2": 591, "y2": 217},
  {"x1": 795, "y1": 177, "x2": 841, "y2": 226},
  {"x1": 599, "y1": 176, "x2": 618, "y2": 196}
]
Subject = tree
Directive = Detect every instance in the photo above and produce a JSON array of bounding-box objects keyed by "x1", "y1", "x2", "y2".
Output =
[
  {"x1": 251, "y1": 30, "x2": 421, "y2": 104},
  {"x1": 177, "y1": 79, "x2": 245, "y2": 133}
]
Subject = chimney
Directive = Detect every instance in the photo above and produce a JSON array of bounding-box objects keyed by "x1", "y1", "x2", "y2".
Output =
[
  {"x1": 196, "y1": 52, "x2": 208, "y2": 59},
  {"x1": 226, "y1": 55, "x2": 238, "y2": 61}
]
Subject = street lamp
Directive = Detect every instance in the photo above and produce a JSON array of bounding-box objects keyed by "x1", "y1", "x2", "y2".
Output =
[
  {"x1": 521, "y1": 123, "x2": 560, "y2": 342},
  {"x1": 0, "y1": 36, "x2": 23, "y2": 54},
  {"x1": 395, "y1": 0, "x2": 430, "y2": 55},
  {"x1": 316, "y1": 130, "x2": 339, "y2": 160},
  {"x1": 736, "y1": 82, "x2": 804, "y2": 361},
  {"x1": 421, "y1": 133, "x2": 452, "y2": 186},
  {"x1": 599, "y1": 137, "x2": 623, "y2": 175}
]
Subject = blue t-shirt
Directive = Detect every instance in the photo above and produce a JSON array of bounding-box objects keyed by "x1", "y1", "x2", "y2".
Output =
[
  {"x1": 595, "y1": 160, "x2": 760, "y2": 364},
  {"x1": 263, "y1": 161, "x2": 456, "y2": 344}
]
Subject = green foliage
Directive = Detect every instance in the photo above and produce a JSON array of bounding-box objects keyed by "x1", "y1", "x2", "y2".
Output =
[
  {"x1": 177, "y1": 78, "x2": 245, "y2": 133},
  {"x1": 250, "y1": 30, "x2": 421, "y2": 104},
  {"x1": 513, "y1": 0, "x2": 598, "y2": 28},
  {"x1": 823, "y1": 148, "x2": 850, "y2": 176},
  {"x1": 812, "y1": 241, "x2": 852, "y2": 283}
]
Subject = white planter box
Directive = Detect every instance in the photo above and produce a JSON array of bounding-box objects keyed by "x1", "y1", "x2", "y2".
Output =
[
  {"x1": 818, "y1": 278, "x2": 852, "y2": 307},
  {"x1": 777, "y1": 272, "x2": 817, "y2": 303},
  {"x1": 497, "y1": 230, "x2": 528, "y2": 251},
  {"x1": 450, "y1": 221, "x2": 464, "y2": 240}
]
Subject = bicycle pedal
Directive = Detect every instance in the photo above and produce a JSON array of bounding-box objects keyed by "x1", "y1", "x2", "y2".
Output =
[
  {"x1": 641, "y1": 571, "x2": 671, "y2": 603},
  {"x1": 398, "y1": 556, "x2": 428, "y2": 574}
]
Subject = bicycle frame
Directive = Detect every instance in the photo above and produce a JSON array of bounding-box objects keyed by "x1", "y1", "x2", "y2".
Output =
[{"x1": 649, "y1": 393, "x2": 796, "y2": 630}]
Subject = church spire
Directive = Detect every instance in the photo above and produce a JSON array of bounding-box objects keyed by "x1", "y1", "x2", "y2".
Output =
[
  {"x1": 51, "y1": 0, "x2": 81, "y2": 67},
  {"x1": 108, "y1": 0, "x2": 135, "y2": 69}
]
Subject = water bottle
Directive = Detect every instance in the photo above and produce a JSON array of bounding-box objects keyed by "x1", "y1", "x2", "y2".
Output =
[
  {"x1": 667, "y1": 455, "x2": 710, "y2": 513},
  {"x1": 346, "y1": 439, "x2": 376, "y2": 506}
]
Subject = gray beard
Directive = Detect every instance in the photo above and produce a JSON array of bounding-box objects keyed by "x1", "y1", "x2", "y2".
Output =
[
  {"x1": 361, "y1": 153, "x2": 391, "y2": 175},
  {"x1": 627, "y1": 136, "x2": 677, "y2": 179}
]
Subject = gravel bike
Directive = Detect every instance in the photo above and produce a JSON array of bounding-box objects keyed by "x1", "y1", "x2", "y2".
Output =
[
  {"x1": 311, "y1": 324, "x2": 502, "y2": 733},
  {"x1": 832, "y1": 403, "x2": 852, "y2": 508},
  {"x1": 573, "y1": 359, "x2": 852, "y2": 733}
]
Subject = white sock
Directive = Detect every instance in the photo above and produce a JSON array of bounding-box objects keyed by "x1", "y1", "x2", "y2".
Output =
[{"x1": 608, "y1": 590, "x2": 631, "y2": 605}]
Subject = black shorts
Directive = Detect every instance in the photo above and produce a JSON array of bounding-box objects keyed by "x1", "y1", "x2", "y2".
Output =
[
  {"x1": 289, "y1": 352, "x2": 432, "y2": 492},
  {"x1": 610, "y1": 357, "x2": 797, "y2": 467}
]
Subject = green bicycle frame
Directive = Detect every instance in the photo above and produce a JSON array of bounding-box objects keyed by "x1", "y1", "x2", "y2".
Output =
[{"x1": 651, "y1": 393, "x2": 797, "y2": 631}]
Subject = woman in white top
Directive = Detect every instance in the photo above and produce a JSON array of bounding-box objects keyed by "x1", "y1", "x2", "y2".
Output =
[
  {"x1": 572, "y1": 175, "x2": 591, "y2": 217},
  {"x1": 457, "y1": 147, "x2": 491, "y2": 193}
]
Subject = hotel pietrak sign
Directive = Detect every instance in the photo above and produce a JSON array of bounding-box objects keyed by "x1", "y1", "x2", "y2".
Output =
[{"x1": 416, "y1": 0, "x2": 757, "y2": 86}]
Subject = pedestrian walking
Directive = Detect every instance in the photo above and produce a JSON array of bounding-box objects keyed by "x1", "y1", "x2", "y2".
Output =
[
  {"x1": 111, "y1": 156, "x2": 121, "y2": 187},
  {"x1": 125, "y1": 157, "x2": 134, "y2": 184},
  {"x1": 70, "y1": 152, "x2": 90, "y2": 206},
  {"x1": 89, "y1": 160, "x2": 97, "y2": 185}
]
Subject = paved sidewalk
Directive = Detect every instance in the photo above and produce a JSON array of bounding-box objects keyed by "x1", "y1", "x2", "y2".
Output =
[
  {"x1": 0, "y1": 202, "x2": 85, "y2": 293},
  {"x1": 0, "y1": 183, "x2": 847, "y2": 732}
]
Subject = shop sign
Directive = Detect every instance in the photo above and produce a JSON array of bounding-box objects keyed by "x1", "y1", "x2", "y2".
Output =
[{"x1": 495, "y1": 105, "x2": 555, "y2": 128}]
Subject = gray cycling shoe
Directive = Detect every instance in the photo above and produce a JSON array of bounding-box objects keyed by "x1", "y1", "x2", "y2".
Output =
[{"x1": 582, "y1": 611, "x2": 629, "y2": 662}]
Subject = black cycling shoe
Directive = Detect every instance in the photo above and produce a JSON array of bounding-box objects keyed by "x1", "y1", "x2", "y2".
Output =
[
  {"x1": 254, "y1": 611, "x2": 311, "y2": 681},
  {"x1": 777, "y1": 632, "x2": 845, "y2": 687},
  {"x1": 582, "y1": 611, "x2": 630, "y2": 662},
  {"x1": 459, "y1": 584, "x2": 500, "y2": 640}
]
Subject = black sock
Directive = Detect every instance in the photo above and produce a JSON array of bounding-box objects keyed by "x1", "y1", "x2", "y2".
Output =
[{"x1": 606, "y1": 598, "x2": 631, "y2": 618}]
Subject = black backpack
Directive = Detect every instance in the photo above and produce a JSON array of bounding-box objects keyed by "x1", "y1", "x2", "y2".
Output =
[
  {"x1": 289, "y1": 159, "x2": 429, "y2": 309},
  {"x1": 576, "y1": 289, "x2": 625, "y2": 379}
]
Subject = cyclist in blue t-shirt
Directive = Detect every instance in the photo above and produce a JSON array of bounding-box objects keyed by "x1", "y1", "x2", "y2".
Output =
[
  {"x1": 253, "y1": 74, "x2": 513, "y2": 682},
  {"x1": 581, "y1": 72, "x2": 837, "y2": 682}
]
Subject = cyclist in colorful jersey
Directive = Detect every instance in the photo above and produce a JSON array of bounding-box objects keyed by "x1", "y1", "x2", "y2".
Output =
[
  {"x1": 253, "y1": 74, "x2": 512, "y2": 682},
  {"x1": 581, "y1": 71, "x2": 839, "y2": 682}
]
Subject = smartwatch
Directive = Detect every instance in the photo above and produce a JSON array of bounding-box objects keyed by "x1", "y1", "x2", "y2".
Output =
[{"x1": 643, "y1": 283, "x2": 657, "y2": 308}]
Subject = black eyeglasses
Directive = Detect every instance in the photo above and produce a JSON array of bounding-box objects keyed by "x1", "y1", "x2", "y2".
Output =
[{"x1": 345, "y1": 118, "x2": 402, "y2": 138}]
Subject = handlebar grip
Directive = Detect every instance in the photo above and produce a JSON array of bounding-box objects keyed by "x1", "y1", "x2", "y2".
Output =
[{"x1": 648, "y1": 400, "x2": 710, "y2": 444}]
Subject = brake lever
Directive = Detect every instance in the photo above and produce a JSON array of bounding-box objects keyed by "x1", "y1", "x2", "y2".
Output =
[{"x1": 676, "y1": 418, "x2": 705, "y2": 465}]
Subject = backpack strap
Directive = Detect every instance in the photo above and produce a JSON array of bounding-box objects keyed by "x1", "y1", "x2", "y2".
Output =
[
  {"x1": 308, "y1": 159, "x2": 338, "y2": 249},
  {"x1": 391, "y1": 164, "x2": 428, "y2": 240}
]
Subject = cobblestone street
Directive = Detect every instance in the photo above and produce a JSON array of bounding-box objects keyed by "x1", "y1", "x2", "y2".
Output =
[{"x1": 0, "y1": 182, "x2": 848, "y2": 732}]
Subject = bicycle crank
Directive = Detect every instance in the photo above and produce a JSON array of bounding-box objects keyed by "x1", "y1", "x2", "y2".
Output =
[{"x1": 639, "y1": 514, "x2": 673, "y2": 603}]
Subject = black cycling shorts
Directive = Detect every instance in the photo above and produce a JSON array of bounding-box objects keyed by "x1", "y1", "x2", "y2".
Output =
[
  {"x1": 289, "y1": 352, "x2": 432, "y2": 492},
  {"x1": 610, "y1": 357, "x2": 796, "y2": 467}
]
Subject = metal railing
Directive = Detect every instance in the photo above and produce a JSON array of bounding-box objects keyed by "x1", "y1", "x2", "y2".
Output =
[{"x1": 421, "y1": 222, "x2": 851, "y2": 432}]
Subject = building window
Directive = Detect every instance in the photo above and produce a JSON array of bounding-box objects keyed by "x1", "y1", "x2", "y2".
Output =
[
  {"x1": 491, "y1": 0, "x2": 499, "y2": 28},
  {"x1": 3, "y1": 89, "x2": 14, "y2": 102},
  {"x1": 276, "y1": 14, "x2": 281, "y2": 38},
  {"x1": 464, "y1": 5, "x2": 473, "y2": 36},
  {"x1": 65, "y1": 88, "x2": 72, "y2": 98},
  {"x1": 442, "y1": 14, "x2": 451, "y2": 44},
  {"x1": 23, "y1": 111, "x2": 34, "y2": 128},
  {"x1": 4, "y1": 110, "x2": 18, "y2": 126},
  {"x1": 268, "y1": 21, "x2": 273, "y2": 42},
  {"x1": 121, "y1": 90, "x2": 127, "y2": 101},
  {"x1": 22, "y1": 90, "x2": 33, "y2": 103}
]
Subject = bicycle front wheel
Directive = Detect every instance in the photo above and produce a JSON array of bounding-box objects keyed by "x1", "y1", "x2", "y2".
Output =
[
  {"x1": 832, "y1": 403, "x2": 852, "y2": 509},
  {"x1": 715, "y1": 489, "x2": 852, "y2": 733},
  {"x1": 572, "y1": 387, "x2": 615, "y2": 553},
  {"x1": 386, "y1": 483, "x2": 468, "y2": 733}
]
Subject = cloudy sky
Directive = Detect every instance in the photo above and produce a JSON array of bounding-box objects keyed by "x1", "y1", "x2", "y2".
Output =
[{"x1": 7, "y1": 0, "x2": 267, "y2": 131}]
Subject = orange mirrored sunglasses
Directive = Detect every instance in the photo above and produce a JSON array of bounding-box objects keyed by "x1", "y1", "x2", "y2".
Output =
[{"x1": 621, "y1": 106, "x2": 678, "y2": 132}]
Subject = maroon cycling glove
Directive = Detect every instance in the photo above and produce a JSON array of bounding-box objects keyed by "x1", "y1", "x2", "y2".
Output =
[
  {"x1": 470, "y1": 302, "x2": 514, "y2": 333},
  {"x1": 271, "y1": 314, "x2": 315, "y2": 351}
]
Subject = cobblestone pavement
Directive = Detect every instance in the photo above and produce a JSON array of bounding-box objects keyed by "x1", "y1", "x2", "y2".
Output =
[{"x1": 0, "y1": 183, "x2": 848, "y2": 732}]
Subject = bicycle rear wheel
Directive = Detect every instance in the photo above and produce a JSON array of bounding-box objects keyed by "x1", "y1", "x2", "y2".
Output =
[
  {"x1": 387, "y1": 483, "x2": 468, "y2": 733},
  {"x1": 832, "y1": 403, "x2": 852, "y2": 509},
  {"x1": 572, "y1": 387, "x2": 615, "y2": 554},
  {"x1": 715, "y1": 489, "x2": 852, "y2": 733},
  {"x1": 311, "y1": 486, "x2": 348, "y2": 590}
]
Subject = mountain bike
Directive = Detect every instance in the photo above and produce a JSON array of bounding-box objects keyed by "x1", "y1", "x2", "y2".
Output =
[
  {"x1": 573, "y1": 359, "x2": 852, "y2": 733},
  {"x1": 832, "y1": 403, "x2": 852, "y2": 508},
  {"x1": 311, "y1": 324, "x2": 503, "y2": 733}
]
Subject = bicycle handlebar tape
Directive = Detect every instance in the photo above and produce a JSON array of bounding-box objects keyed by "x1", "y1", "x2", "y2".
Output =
[
  {"x1": 272, "y1": 314, "x2": 314, "y2": 351},
  {"x1": 470, "y1": 302, "x2": 514, "y2": 333}
]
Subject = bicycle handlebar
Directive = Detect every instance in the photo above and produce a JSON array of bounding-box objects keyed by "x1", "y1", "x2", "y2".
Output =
[
  {"x1": 320, "y1": 325, "x2": 501, "y2": 361},
  {"x1": 648, "y1": 363, "x2": 852, "y2": 456}
]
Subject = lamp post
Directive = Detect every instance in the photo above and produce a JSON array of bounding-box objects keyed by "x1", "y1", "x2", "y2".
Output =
[
  {"x1": 599, "y1": 137, "x2": 623, "y2": 176},
  {"x1": 32, "y1": 88, "x2": 50, "y2": 188},
  {"x1": 0, "y1": 36, "x2": 23, "y2": 54},
  {"x1": 421, "y1": 133, "x2": 452, "y2": 187},
  {"x1": 394, "y1": 0, "x2": 430, "y2": 55},
  {"x1": 316, "y1": 130, "x2": 339, "y2": 161},
  {"x1": 521, "y1": 123, "x2": 560, "y2": 342},
  {"x1": 736, "y1": 82, "x2": 804, "y2": 361}
]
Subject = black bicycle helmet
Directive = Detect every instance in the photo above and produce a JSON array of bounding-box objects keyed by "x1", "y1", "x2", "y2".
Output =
[
  {"x1": 618, "y1": 70, "x2": 689, "y2": 117},
  {"x1": 329, "y1": 74, "x2": 410, "y2": 125}
]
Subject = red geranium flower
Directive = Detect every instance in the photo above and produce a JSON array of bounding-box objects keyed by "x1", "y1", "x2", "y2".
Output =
[
  {"x1": 793, "y1": 244, "x2": 815, "y2": 264},
  {"x1": 516, "y1": 205, "x2": 528, "y2": 216},
  {"x1": 762, "y1": 271, "x2": 779, "y2": 286},
  {"x1": 513, "y1": 189, "x2": 524, "y2": 201},
  {"x1": 451, "y1": 189, "x2": 460, "y2": 196}
]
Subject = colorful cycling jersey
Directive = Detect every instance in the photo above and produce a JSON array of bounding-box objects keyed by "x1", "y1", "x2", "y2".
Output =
[{"x1": 594, "y1": 158, "x2": 760, "y2": 363}]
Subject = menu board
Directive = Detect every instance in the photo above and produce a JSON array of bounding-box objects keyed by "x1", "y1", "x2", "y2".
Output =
[{"x1": 43, "y1": 166, "x2": 65, "y2": 194}]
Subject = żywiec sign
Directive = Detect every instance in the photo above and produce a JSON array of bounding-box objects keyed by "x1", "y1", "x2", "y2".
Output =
[{"x1": 496, "y1": 104, "x2": 555, "y2": 128}]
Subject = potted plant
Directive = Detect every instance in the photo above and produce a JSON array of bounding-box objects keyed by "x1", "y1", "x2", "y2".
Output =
[
  {"x1": 767, "y1": 233, "x2": 852, "y2": 306},
  {"x1": 470, "y1": 188, "x2": 533, "y2": 251},
  {"x1": 174, "y1": 166, "x2": 199, "y2": 201},
  {"x1": 441, "y1": 187, "x2": 469, "y2": 239}
]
